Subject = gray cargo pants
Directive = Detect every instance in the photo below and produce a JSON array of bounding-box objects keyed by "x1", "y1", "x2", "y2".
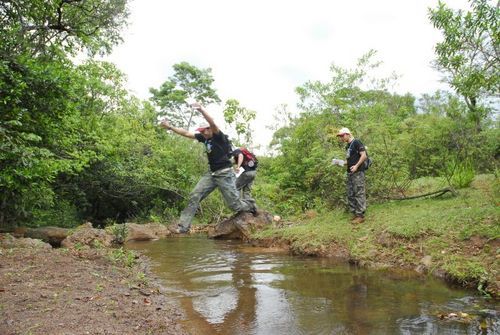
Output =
[
  {"x1": 235, "y1": 170, "x2": 257, "y2": 207},
  {"x1": 178, "y1": 168, "x2": 254, "y2": 232},
  {"x1": 347, "y1": 170, "x2": 366, "y2": 217}
]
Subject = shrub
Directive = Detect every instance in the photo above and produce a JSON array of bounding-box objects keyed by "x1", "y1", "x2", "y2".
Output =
[{"x1": 444, "y1": 159, "x2": 475, "y2": 189}]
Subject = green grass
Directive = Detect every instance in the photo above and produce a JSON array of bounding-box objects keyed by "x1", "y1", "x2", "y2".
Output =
[
  {"x1": 255, "y1": 208, "x2": 361, "y2": 249},
  {"x1": 255, "y1": 174, "x2": 500, "y2": 295},
  {"x1": 442, "y1": 255, "x2": 488, "y2": 283},
  {"x1": 259, "y1": 175, "x2": 498, "y2": 246}
]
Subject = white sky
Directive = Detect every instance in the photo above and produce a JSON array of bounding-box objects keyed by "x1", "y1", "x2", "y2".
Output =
[{"x1": 105, "y1": 0, "x2": 470, "y2": 150}]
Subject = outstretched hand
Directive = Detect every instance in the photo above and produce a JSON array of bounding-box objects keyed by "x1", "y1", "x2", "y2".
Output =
[
  {"x1": 159, "y1": 119, "x2": 171, "y2": 129},
  {"x1": 190, "y1": 102, "x2": 203, "y2": 111}
]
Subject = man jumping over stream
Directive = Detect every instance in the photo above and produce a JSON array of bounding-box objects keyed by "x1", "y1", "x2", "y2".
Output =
[{"x1": 159, "y1": 102, "x2": 257, "y2": 233}]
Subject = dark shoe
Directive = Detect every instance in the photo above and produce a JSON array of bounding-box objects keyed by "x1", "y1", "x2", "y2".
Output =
[
  {"x1": 237, "y1": 206, "x2": 258, "y2": 217},
  {"x1": 249, "y1": 206, "x2": 258, "y2": 217}
]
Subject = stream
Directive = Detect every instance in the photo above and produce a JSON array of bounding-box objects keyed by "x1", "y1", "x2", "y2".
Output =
[{"x1": 127, "y1": 235, "x2": 499, "y2": 335}]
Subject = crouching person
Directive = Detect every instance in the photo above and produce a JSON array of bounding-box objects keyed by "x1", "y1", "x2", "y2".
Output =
[{"x1": 232, "y1": 147, "x2": 258, "y2": 211}]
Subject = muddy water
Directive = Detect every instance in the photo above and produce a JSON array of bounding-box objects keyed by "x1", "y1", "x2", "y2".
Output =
[{"x1": 127, "y1": 236, "x2": 499, "y2": 335}]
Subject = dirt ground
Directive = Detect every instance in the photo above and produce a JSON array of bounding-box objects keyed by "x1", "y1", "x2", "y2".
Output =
[{"x1": 0, "y1": 238, "x2": 188, "y2": 335}]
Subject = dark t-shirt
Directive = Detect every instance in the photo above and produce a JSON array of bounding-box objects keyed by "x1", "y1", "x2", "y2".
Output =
[
  {"x1": 232, "y1": 148, "x2": 257, "y2": 171},
  {"x1": 195, "y1": 131, "x2": 232, "y2": 172},
  {"x1": 346, "y1": 139, "x2": 366, "y2": 172}
]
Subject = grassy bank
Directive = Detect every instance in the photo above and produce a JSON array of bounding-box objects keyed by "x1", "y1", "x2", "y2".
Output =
[{"x1": 254, "y1": 174, "x2": 499, "y2": 297}]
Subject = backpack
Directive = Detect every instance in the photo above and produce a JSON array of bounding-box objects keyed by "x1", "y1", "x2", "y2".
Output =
[
  {"x1": 240, "y1": 147, "x2": 258, "y2": 168},
  {"x1": 349, "y1": 139, "x2": 372, "y2": 171},
  {"x1": 363, "y1": 155, "x2": 373, "y2": 170}
]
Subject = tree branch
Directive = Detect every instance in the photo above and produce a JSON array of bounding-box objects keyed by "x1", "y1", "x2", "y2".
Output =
[{"x1": 392, "y1": 187, "x2": 457, "y2": 200}]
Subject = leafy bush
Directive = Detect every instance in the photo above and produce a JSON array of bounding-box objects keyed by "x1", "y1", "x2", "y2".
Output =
[
  {"x1": 445, "y1": 160, "x2": 476, "y2": 189},
  {"x1": 30, "y1": 200, "x2": 80, "y2": 228},
  {"x1": 106, "y1": 223, "x2": 128, "y2": 245},
  {"x1": 107, "y1": 248, "x2": 136, "y2": 268}
]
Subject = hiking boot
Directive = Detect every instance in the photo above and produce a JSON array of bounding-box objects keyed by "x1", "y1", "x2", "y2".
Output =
[
  {"x1": 237, "y1": 206, "x2": 258, "y2": 217},
  {"x1": 249, "y1": 206, "x2": 258, "y2": 217},
  {"x1": 351, "y1": 216, "x2": 365, "y2": 224}
]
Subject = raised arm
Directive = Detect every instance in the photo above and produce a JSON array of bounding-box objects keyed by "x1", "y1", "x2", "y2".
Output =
[
  {"x1": 191, "y1": 102, "x2": 219, "y2": 134},
  {"x1": 159, "y1": 119, "x2": 195, "y2": 139}
]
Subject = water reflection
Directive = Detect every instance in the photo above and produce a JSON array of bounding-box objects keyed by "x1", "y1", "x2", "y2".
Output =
[{"x1": 127, "y1": 236, "x2": 499, "y2": 335}]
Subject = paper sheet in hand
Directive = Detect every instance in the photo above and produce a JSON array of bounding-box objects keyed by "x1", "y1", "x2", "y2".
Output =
[
  {"x1": 331, "y1": 158, "x2": 345, "y2": 166},
  {"x1": 235, "y1": 167, "x2": 244, "y2": 178}
]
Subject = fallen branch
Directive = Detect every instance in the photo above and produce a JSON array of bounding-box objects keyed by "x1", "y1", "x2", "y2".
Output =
[{"x1": 392, "y1": 187, "x2": 457, "y2": 200}]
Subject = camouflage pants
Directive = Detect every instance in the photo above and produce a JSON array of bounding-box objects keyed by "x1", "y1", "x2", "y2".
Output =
[
  {"x1": 346, "y1": 171, "x2": 366, "y2": 217},
  {"x1": 235, "y1": 170, "x2": 257, "y2": 208},
  {"x1": 178, "y1": 168, "x2": 254, "y2": 232}
]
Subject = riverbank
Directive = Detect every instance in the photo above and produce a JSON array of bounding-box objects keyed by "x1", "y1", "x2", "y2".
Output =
[
  {"x1": 0, "y1": 237, "x2": 187, "y2": 335},
  {"x1": 252, "y1": 174, "x2": 499, "y2": 297}
]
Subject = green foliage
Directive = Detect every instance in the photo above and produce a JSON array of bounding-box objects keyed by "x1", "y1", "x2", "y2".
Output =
[
  {"x1": 223, "y1": 99, "x2": 256, "y2": 145},
  {"x1": 106, "y1": 223, "x2": 128, "y2": 245},
  {"x1": 0, "y1": 55, "x2": 99, "y2": 225},
  {"x1": 444, "y1": 159, "x2": 475, "y2": 189},
  {"x1": 92, "y1": 240, "x2": 104, "y2": 249},
  {"x1": 149, "y1": 62, "x2": 221, "y2": 129},
  {"x1": 69, "y1": 100, "x2": 205, "y2": 224},
  {"x1": 1, "y1": 0, "x2": 497, "y2": 233},
  {"x1": 262, "y1": 51, "x2": 498, "y2": 214},
  {"x1": 0, "y1": 0, "x2": 130, "y2": 227},
  {"x1": 442, "y1": 255, "x2": 488, "y2": 286},
  {"x1": 135, "y1": 272, "x2": 148, "y2": 286},
  {"x1": 1, "y1": 46, "x2": 218, "y2": 227},
  {"x1": 108, "y1": 247, "x2": 136, "y2": 267},
  {"x1": 73, "y1": 242, "x2": 84, "y2": 251},
  {"x1": 429, "y1": 0, "x2": 499, "y2": 130},
  {"x1": 0, "y1": 0, "x2": 129, "y2": 56},
  {"x1": 30, "y1": 200, "x2": 80, "y2": 228},
  {"x1": 265, "y1": 52, "x2": 417, "y2": 212}
]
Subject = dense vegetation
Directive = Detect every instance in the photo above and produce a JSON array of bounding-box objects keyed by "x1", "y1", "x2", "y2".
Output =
[
  {"x1": 0, "y1": 0, "x2": 498, "y2": 232},
  {"x1": 256, "y1": 50, "x2": 498, "y2": 216}
]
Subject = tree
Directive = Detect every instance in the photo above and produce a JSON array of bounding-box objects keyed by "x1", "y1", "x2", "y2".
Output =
[
  {"x1": 265, "y1": 52, "x2": 417, "y2": 213},
  {"x1": 0, "y1": 0, "x2": 130, "y2": 226},
  {"x1": 0, "y1": 56, "x2": 100, "y2": 226},
  {"x1": 150, "y1": 62, "x2": 221, "y2": 130},
  {"x1": 429, "y1": 0, "x2": 499, "y2": 131},
  {"x1": 222, "y1": 99, "x2": 256, "y2": 145},
  {"x1": 0, "y1": 0, "x2": 129, "y2": 56}
]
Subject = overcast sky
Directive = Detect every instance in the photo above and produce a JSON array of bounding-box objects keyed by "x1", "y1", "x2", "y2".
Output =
[{"x1": 105, "y1": 0, "x2": 469, "y2": 149}]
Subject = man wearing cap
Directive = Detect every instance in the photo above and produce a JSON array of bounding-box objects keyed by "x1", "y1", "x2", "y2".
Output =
[
  {"x1": 159, "y1": 102, "x2": 257, "y2": 233},
  {"x1": 337, "y1": 127, "x2": 367, "y2": 224}
]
